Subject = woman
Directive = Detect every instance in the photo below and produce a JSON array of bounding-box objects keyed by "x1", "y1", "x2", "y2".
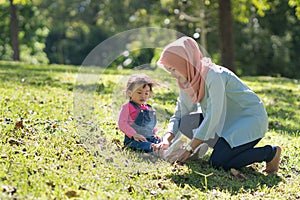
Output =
[{"x1": 156, "y1": 36, "x2": 281, "y2": 174}]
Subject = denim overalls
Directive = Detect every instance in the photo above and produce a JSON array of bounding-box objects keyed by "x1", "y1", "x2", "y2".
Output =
[{"x1": 124, "y1": 101, "x2": 161, "y2": 152}]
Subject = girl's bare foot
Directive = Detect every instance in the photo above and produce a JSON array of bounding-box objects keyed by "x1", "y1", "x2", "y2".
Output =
[{"x1": 264, "y1": 146, "x2": 281, "y2": 174}]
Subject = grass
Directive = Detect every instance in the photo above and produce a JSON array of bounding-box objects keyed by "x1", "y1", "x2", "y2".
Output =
[{"x1": 0, "y1": 60, "x2": 299, "y2": 199}]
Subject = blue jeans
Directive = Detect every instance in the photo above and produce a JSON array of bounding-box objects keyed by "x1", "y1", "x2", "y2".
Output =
[
  {"x1": 209, "y1": 137, "x2": 276, "y2": 171},
  {"x1": 124, "y1": 136, "x2": 161, "y2": 153},
  {"x1": 179, "y1": 113, "x2": 277, "y2": 171}
]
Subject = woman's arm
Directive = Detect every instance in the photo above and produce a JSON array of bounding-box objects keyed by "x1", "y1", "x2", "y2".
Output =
[
  {"x1": 193, "y1": 71, "x2": 226, "y2": 142},
  {"x1": 166, "y1": 91, "x2": 198, "y2": 136}
]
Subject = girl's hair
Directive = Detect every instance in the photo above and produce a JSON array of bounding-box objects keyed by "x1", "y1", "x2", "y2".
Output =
[{"x1": 126, "y1": 74, "x2": 158, "y2": 98}]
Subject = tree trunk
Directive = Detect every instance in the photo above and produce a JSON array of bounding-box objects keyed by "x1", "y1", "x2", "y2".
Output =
[
  {"x1": 218, "y1": 0, "x2": 235, "y2": 72},
  {"x1": 9, "y1": 0, "x2": 20, "y2": 61}
]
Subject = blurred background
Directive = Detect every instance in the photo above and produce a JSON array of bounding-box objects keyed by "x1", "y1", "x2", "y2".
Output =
[{"x1": 0, "y1": 0, "x2": 299, "y2": 78}]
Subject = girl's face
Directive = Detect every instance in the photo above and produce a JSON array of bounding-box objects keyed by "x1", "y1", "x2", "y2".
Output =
[
  {"x1": 165, "y1": 66, "x2": 187, "y2": 85},
  {"x1": 128, "y1": 84, "x2": 151, "y2": 105}
]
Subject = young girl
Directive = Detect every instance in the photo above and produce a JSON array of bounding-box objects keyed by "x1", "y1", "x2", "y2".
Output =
[{"x1": 118, "y1": 74, "x2": 163, "y2": 155}]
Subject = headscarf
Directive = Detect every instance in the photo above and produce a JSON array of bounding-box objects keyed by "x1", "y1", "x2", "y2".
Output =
[{"x1": 158, "y1": 36, "x2": 213, "y2": 103}]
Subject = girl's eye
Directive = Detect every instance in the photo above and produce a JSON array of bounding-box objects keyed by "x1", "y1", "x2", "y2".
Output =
[{"x1": 145, "y1": 92, "x2": 149, "y2": 95}]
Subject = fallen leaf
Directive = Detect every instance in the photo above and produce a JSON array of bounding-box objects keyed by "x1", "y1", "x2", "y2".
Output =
[
  {"x1": 2, "y1": 185, "x2": 17, "y2": 195},
  {"x1": 127, "y1": 185, "x2": 134, "y2": 193},
  {"x1": 8, "y1": 138, "x2": 23, "y2": 146},
  {"x1": 14, "y1": 120, "x2": 24, "y2": 130},
  {"x1": 1, "y1": 154, "x2": 8, "y2": 159},
  {"x1": 65, "y1": 190, "x2": 79, "y2": 198},
  {"x1": 78, "y1": 185, "x2": 88, "y2": 191},
  {"x1": 230, "y1": 168, "x2": 246, "y2": 181},
  {"x1": 157, "y1": 182, "x2": 167, "y2": 190},
  {"x1": 112, "y1": 138, "x2": 122, "y2": 149}
]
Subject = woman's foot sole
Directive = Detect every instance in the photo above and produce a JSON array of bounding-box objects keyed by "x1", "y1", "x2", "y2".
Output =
[{"x1": 264, "y1": 146, "x2": 281, "y2": 174}]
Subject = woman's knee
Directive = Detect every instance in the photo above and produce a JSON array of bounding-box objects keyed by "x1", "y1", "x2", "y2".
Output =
[
  {"x1": 179, "y1": 113, "x2": 202, "y2": 139},
  {"x1": 209, "y1": 154, "x2": 230, "y2": 170},
  {"x1": 209, "y1": 161, "x2": 229, "y2": 171},
  {"x1": 209, "y1": 155, "x2": 222, "y2": 169}
]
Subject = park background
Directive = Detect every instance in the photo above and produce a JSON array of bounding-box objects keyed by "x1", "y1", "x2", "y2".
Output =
[
  {"x1": 1, "y1": 0, "x2": 300, "y2": 78},
  {"x1": 0, "y1": 0, "x2": 300, "y2": 199}
]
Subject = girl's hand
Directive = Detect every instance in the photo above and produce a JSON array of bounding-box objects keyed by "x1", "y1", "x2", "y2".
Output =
[
  {"x1": 152, "y1": 140, "x2": 170, "y2": 151},
  {"x1": 132, "y1": 133, "x2": 147, "y2": 142},
  {"x1": 154, "y1": 134, "x2": 162, "y2": 141}
]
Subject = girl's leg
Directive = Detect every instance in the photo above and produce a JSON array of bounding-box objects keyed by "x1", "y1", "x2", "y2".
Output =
[
  {"x1": 124, "y1": 136, "x2": 153, "y2": 152},
  {"x1": 209, "y1": 137, "x2": 277, "y2": 171},
  {"x1": 147, "y1": 136, "x2": 161, "y2": 144}
]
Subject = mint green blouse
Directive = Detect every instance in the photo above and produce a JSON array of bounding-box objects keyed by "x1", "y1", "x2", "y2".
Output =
[{"x1": 166, "y1": 65, "x2": 268, "y2": 148}]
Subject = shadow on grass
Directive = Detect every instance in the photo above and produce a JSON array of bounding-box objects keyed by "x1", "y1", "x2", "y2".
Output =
[
  {"x1": 0, "y1": 61, "x2": 127, "y2": 95},
  {"x1": 0, "y1": 70, "x2": 74, "y2": 91},
  {"x1": 166, "y1": 158, "x2": 283, "y2": 194},
  {"x1": 0, "y1": 61, "x2": 76, "y2": 91},
  {"x1": 0, "y1": 60, "x2": 79, "y2": 73}
]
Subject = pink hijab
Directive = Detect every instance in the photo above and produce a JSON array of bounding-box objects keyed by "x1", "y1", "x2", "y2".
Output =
[{"x1": 158, "y1": 36, "x2": 212, "y2": 103}]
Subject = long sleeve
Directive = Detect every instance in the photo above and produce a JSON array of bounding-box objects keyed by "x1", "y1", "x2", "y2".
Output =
[
  {"x1": 166, "y1": 97, "x2": 182, "y2": 135},
  {"x1": 193, "y1": 70, "x2": 226, "y2": 141},
  {"x1": 192, "y1": 66, "x2": 267, "y2": 147},
  {"x1": 118, "y1": 103, "x2": 137, "y2": 138},
  {"x1": 167, "y1": 90, "x2": 198, "y2": 136}
]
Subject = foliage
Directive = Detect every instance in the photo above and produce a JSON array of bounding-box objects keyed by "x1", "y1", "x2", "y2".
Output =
[
  {"x1": 0, "y1": 1, "x2": 49, "y2": 64},
  {"x1": 289, "y1": 0, "x2": 300, "y2": 19},
  {"x1": 234, "y1": 0, "x2": 300, "y2": 78},
  {"x1": 0, "y1": 61, "x2": 299, "y2": 199},
  {"x1": 0, "y1": 0, "x2": 300, "y2": 75}
]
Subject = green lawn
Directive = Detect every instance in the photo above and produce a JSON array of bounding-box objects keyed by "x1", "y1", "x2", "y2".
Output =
[{"x1": 0, "y1": 61, "x2": 299, "y2": 199}]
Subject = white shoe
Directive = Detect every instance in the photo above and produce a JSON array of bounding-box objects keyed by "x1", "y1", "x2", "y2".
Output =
[
  {"x1": 164, "y1": 138, "x2": 185, "y2": 159},
  {"x1": 156, "y1": 148, "x2": 167, "y2": 159},
  {"x1": 189, "y1": 143, "x2": 209, "y2": 160}
]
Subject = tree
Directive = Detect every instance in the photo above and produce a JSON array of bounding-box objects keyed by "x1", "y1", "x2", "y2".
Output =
[
  {"x1": 0, "y1": 0, "x2": 47, "y2": 63},
  {"x1": 9, "y1": 0, "x2": 19, "y2": 61},
  {"x1": 218, "y1": 0, "x2": 236, "y2": 72}
]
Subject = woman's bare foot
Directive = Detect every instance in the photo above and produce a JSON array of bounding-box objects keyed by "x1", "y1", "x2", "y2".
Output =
[{"x1": 264, "y1": 146, "x2": 282, "y2": 174}]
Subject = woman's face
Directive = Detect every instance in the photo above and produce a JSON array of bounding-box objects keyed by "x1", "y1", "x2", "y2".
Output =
[{"x1": 165, "y1": 66, "x2": 188, "y2": 85}]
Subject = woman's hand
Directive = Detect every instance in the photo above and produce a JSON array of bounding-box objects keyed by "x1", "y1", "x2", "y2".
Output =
[
  {"x1": 165, "y1": 148, "x2": 191, "y2": 163},
  {"x1": 152, "y1": 132, "x2": 175, "y2": 151},
  {"x1": 151, "y1": 140, "x2": 169, "y2": 151},
  {"x1": 159, "y1": 140, "x2": 170, "y2": 150},
  {"x1": 165, "y1": 138, "x2": 204, "y2": 163},
  {"x1": 132, "y1": 133, "x2": 147, "y2": 142}
]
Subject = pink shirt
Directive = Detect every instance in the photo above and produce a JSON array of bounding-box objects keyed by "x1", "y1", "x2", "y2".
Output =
[{"x1": 118, "y1": 102, "x2": 158, "y2": 138}]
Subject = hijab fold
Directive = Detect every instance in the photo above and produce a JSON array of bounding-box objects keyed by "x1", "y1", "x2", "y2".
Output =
[{"x1": 158, "y1": 36, "x2": 213, "y2": 103}]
